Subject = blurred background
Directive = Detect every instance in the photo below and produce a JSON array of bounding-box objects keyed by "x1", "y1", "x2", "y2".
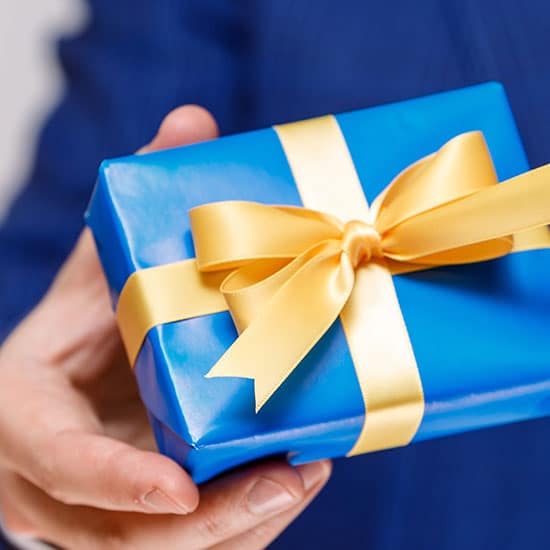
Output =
[
  {"x1": 1, "y1": 3, "x2": 549, "y2": 549},
  {"x1": 0, "y1": 0, "x2": 87, "y2": 220}
]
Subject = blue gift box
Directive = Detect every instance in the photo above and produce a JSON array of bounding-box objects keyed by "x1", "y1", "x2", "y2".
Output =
[{"x1": 86, "y1": 82, "x2": 550, "y2": 483}]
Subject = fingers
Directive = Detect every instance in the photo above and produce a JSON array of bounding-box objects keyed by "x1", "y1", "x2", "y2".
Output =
[
  {"x1": 1, "y1": 461, "x2": 331, "y2": 550},
  {"x1": 124, "y1": 460, "x2": 331, "y2": 549},
  {"x1": 0, "y1": 328, "x2": 199, "y2": 515},
  {"x1": 210, "y1": 461, "x2": 332, "y2": 550},
  {"x1": 140, "y1": 104, "x2": 219, "y2": 153},
  {"x1": 23, "y1": 430, "x2": 199, "y2": 515}
]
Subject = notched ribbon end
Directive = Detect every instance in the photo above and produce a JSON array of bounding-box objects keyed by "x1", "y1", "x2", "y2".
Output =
[{"x1": 204, "y1": 365, "x2": 276, "y2": 414}]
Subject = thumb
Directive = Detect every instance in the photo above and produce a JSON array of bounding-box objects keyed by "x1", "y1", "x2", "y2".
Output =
[{"x1": 140, "y1": 104, "x2": 219, "y2": 153}]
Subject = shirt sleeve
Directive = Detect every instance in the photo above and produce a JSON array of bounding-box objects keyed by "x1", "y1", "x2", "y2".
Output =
[
  {"x1": 0, "y1": 0, "x2": 244, "y2": 343},
  {"x1": 1, "y1": 523, "x2": 56, "y2": 550}
]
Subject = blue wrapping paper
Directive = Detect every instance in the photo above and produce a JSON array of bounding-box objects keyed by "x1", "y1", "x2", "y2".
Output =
[{"x1": 86, "y1": 82, "x2": 550, "y2": 483}]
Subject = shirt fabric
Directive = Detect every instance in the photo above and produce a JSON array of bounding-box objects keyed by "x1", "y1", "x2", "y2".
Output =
[{"x1": 1, "y1": 2, "x2": 550, "y2": 548}]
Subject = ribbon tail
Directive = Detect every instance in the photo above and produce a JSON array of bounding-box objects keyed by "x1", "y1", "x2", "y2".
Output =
[{"x1": 206, "y1": 246, "x2": 355, "y2": 412}]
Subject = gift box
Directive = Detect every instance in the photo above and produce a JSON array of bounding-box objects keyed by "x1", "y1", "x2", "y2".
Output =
[{"x1": 86, "y1": 82, "x2": 550, "y2": 483}]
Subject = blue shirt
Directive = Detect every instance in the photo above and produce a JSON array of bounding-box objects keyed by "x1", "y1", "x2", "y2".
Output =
[{"x1": 1, "y1": 1, "x2": 550, "y2": 548}]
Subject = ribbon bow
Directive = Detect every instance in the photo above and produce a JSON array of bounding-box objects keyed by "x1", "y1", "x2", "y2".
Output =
[{"x1": 188, "y1": 131, "x2": 550, "y2": 411}]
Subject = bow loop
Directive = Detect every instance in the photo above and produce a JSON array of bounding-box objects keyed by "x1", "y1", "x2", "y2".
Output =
[
  {"x1": 372, "y1": 131, "x2": 499, "y2": 234},
  {"x1": 190, "y1": 202, "x2": 342, "y2": 271}
]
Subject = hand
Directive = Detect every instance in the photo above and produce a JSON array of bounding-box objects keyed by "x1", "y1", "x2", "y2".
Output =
[{"x1": 0, "y1": 105, "x2": 332, "y2": 549}]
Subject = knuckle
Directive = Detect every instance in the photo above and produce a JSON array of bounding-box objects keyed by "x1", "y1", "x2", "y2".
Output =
[
  {"x1": 250, "y1": 521, "x2": 276, "y2": 540},
  {"x1": 198, "y1": 510, "x2": 233, "y2": 541},
  {"x1": 98, "y1": 530, "x2": 128, "y2": 550},
  {"x1": 82, "y1": 519, "x2": 129, "y2": 550}
]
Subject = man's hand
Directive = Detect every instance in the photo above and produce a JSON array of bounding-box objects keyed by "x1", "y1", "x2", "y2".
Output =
[{"x1": 0, "y1": 105, "x2": 331, "y2": 549}]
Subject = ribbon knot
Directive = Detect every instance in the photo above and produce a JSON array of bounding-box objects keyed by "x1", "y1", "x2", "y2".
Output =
[{"x1": 341, "y1": 220, "x2": 383, "y2": 268}]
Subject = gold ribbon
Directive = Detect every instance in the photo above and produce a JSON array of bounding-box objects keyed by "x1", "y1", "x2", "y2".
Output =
[{"x1": 117, "y1": 116, "x2": 550, "y2": 456}]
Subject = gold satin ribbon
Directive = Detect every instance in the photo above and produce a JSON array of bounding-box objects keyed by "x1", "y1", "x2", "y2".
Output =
[{"x1": 117, "y1": 116, "x2": 550, "y2": 456}]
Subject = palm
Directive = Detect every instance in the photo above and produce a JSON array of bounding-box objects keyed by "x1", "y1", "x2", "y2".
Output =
[
  {"x1": 44, "y1": 230, "x2": 156, "y2": 452},
  {"x1": 78, "y1": 343, "x2": 155, "y2": 452}
]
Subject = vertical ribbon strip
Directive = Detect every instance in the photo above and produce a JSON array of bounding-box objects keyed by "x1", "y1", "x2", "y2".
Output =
[{"x1": 273, "y1": 117, "x2": 424, "y2": 455}]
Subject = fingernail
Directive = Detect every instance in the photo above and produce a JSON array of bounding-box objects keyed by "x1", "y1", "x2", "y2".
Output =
[
  {"x1": 247, "y1": 477, "x2": 298, "y2": 516},
  {"x1": 296, "y1": 461, "x2": 331, "y2": 492},
  {"x1": 143, "y1": 489, "x2": 190, "y2": 514}
]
